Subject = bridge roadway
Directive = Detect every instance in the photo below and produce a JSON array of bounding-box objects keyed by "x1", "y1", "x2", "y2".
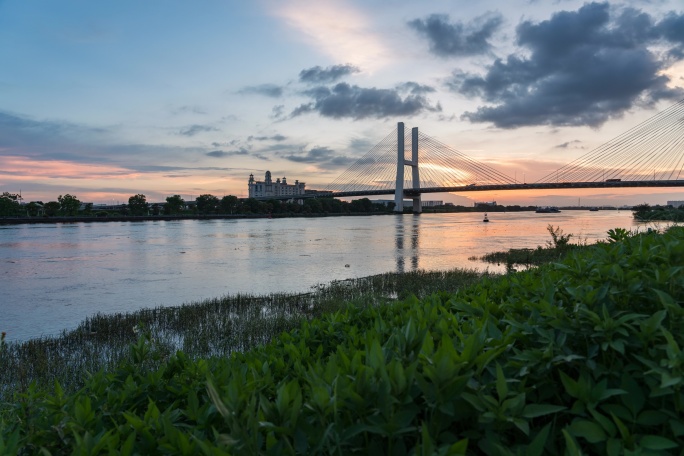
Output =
[{"x1": 255, "y1": 180, "x2": 684, "y2": 201}]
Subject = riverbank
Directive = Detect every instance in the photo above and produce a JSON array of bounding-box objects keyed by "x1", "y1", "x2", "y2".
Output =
[
  {"x1": 632, "y1": 203, "x2": 684, "y2": 222},
  {"x1": 3, "y1": 226, "x2": 682, "y2": 454},
  {"x1": 0, "y1": 268, "x2": 489, "y2": 401},
  {"x1": 0, "y1": 205, "x2": 625, "y2": 225},
  {"x1": 0, "y1": 211, "x2": 395, "y2": 225}
]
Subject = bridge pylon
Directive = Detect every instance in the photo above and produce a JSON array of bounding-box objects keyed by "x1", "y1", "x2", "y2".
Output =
[{"x1": 393, "y1": 122, "x2": 421, "y2": 214}]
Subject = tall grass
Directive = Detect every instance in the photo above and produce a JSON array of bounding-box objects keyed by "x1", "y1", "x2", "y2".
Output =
[{"x1": 0, "y1": 268, "x2": 488, "y2": 401}]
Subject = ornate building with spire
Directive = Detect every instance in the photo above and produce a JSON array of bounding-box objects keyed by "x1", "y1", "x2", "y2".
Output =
[{"x1": 248, "y1": 171, "x2": 306, "y2": 198}]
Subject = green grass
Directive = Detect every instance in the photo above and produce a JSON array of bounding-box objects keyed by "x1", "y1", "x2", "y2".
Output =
[{"x1": 0, "y1": 268, "x2": 487, "y2": 401}]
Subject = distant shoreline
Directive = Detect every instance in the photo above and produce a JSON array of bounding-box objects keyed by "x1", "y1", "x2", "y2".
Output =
[
  {"x1": 0, "y1": 211, "x2": 394, "y2": 225},
  {"x1": 0, "y1": 206, "x2": 625, "y2": 225}
]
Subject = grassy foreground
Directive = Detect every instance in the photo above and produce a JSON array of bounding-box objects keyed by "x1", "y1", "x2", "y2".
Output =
[
  {"x1": 0, "y1": 269, "x2": 487, "y2": 402},
  {"x1": 2, "y1": 227, "x2": 684, "y2": 454}
]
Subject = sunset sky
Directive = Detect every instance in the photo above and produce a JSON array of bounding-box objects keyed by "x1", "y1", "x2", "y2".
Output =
[{"x1": 1, "y1": 0, "x2": 684, "y2": 207}]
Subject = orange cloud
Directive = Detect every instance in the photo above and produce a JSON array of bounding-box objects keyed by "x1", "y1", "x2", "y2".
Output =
[{"x1": 0, "y1": 156, "x2": 137, "y2": 180}]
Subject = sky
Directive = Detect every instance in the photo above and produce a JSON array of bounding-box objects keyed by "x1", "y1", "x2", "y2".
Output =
[{"x1": 1, "y1": 0, "x2": 684, "y2": 207}]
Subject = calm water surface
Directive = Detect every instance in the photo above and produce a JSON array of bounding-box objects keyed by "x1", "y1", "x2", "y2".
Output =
[{"x1": 1, "y1": 211, "x2": 644, "y2": 341}]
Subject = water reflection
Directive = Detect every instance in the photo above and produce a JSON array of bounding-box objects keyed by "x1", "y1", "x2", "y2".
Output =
[
  {"x1": 1, "y1": 211, "x2": 638, "y2": 341},
  {"x1": 395, "y1": 215, "x2": 420, "y2": 272}
]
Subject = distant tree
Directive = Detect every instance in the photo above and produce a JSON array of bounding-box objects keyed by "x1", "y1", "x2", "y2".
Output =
[
  {"x1": 632, "y1": 203, "x2": 651, "y2": 220},
  {"x1": 43, "y1": 201, "x2": 60, "y2": 216},
  {"x1": 0, "y1": 192, "x2": 21, "y2": 216},
  {"x1": 82, "y1": 203, "x2": 93, "y2": 215},
  {"x1": 128, "y1": 194, "x2": 149, "y2": 216},
  {"x1": 25, "y1": 201, "x2": 42, "y2": 217},
  {"x1": 150, "y1": 203, "x2": 161, "y2": 216},
  {"x1": 165, "y1": 195, "x2": 185, "y2": 215},
  {"x1": 350, "y1": 198, "x2": 373, "y2": 212},
  {"x1": 220, "y1": 195, "x2": 239, "y2": 214},
  {"x1": 196, "y1": 194, "x2": 220, "y2": 214},
  {"x1": 58, "y1": 194, "x2": 81, "y2": 216},
  {"x1": 303, "y1": 198, "x2": 322, "y2": 213}
]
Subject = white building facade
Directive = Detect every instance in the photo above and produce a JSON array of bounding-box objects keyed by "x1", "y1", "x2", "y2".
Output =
[{"x1": 248, "y1": 171, "x2": 306, "y2": 198}]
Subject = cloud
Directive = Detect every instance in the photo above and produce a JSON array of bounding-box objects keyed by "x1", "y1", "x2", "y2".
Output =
[
  {"x1": 248, "y1": 134, "x2": 287, "y2": 141},
  {"x1": 448, "y1": 3, "x2": 684, "y2": 128},
  {"x1": 291, "y1": 82, "x2": 441, "y2": 120},
  {"x1": 211, "y1": 140, "x2": 240, "y2": 147},
  {"x1": 408, "y1": 12, "x2": 503, "y2": 57},
  {"x1": 238, "y1": 84, "x2": 284, "y2": 98},
  {"x1": 272, "y1": 1, "x2": 389, "y2": 71},
  {"x1": 271, "y1": 104, "x2": 285, "y2": 119},
  {"x1": 554, "y1": 140, "x2": 585, "y2": 149},
  {"x1": 170, "y1": 105, "x2": 207, "y2": 115},
  {"x1": 396, "y1": 82, "x2": 436, "y2": 95},
  {"x1": 206, "y1": 148, "x2": 249, "y2": 158},
  {"x1": 299, "y1": 64, "x2": 360, "y2": 84},
  {"x1": 657, "y1": 11, "x2": 684, "y2": 58},
  {"x1": 179, "y1": 124, "x2": 218, "y2": 136},
  {"x1": 281, "y1": 146, "x2": 353, "y2": 168}
]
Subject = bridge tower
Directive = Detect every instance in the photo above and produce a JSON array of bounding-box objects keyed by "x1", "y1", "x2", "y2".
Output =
[{"x1": 393, "y1": 123, "x2": 421, "y2": 214}]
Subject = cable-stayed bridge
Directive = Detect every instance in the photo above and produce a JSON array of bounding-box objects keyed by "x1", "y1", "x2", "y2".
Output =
[{"x1": 281, "y1": 99, "x2": 684, "y2": 212}]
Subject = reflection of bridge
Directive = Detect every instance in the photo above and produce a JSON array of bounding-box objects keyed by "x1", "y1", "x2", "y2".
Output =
[{"x1": 280, "y1": 99, "x2": 684, "y2": 212}]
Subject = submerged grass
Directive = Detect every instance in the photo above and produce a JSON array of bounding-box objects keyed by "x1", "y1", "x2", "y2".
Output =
[
  {"x1": 470, "y1": 224, "x2": 586, "y2": 269},
  {"x1": 0, "y1": 267, "x2": 488, "y2": 402},
  {"x1": 470, "y1": 245, "x2": 580, "y2": 268}
]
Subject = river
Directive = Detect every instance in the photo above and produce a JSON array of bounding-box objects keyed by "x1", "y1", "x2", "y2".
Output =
[{"x1": 1, "y1": 210, "x2": 647, "y2": 341}]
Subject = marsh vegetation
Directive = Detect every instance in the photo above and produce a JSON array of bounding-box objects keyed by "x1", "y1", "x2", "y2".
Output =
[{"x1": 0, "y1": 268, "x2": 488, "y2": 401}]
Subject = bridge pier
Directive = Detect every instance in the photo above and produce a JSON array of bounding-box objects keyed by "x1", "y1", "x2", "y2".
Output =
[
  {"x1": 394, "y1": 123, "x2": 421, "y2": 214},
  {"x1": 411, "y1": 126, "x2": 421, "y2": 214},
  {"x1": 394, "y1": 123, "x2": 405, "y2": 213}
]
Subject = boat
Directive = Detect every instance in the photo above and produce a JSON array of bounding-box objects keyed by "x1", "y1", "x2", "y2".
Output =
[
  {"x1": 483, "y1": 213, "x2": 489, "y2": 222},
  {"x1": 589, "y1": 207, "x2": 599, "y2": 212},
  {"x1": 535, "y1": 206, "x2": 561, "y2": 213}
]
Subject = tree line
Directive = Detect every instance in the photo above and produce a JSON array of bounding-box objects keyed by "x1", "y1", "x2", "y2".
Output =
[{"x1": 0, "y1": 192, "x2": 392, "y2": 217}]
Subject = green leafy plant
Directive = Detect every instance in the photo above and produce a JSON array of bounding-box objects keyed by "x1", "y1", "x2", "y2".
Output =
[
  {"x1": 2, "y1": 226, "x2": 683, "y2": 454},
  {"x1": 546, "y1": 224, "x2": 573, "y2": 249}
]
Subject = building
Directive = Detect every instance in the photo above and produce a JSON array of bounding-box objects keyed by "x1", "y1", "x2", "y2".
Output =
[
  {"x1": 474, "y1": 201, "x2": 497, "y2": 207},
  {"x1": 248, "y1": 171, "x2": 306, "y2": 198},
  {"x1": 667, "y1": 200, "x2": 684, "y2": 208}
]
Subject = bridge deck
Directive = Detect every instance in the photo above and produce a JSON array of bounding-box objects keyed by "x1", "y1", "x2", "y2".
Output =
[{"x1": 255, "y1": 180, "x2": 684, "y2": 200}]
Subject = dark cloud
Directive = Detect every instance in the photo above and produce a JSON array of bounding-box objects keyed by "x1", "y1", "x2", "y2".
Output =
[
  {"x1": 657, "y1": 12, "x2": 684, "y2": 58},
  {"x1": 299, "y1": 64, "x2": 360, "y2": 84},
  {"x1": 408, "y1": 12, "x2": 503, "y2": 57},
  {"x1": 291, "y1": 82, "x2": 441, "y2": 120},
  {"x1": 396, "y1": 82, "x2": 436, "y2": 95},
  {"x1": 238, "y1": 84, "x2": 284, "y2": 98},
  {"x1": 205, "y1": 148, "x2": 249, "y2": 158},
  {"x1": 281, "y1": 146, "x2": 353, "y2": 168},
  {"x1": 449, "y1": 3, "x2": 684, "y2": 128},
  {"x1": 179, "y1": 124, "x2": 218, "y2": 136}
]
